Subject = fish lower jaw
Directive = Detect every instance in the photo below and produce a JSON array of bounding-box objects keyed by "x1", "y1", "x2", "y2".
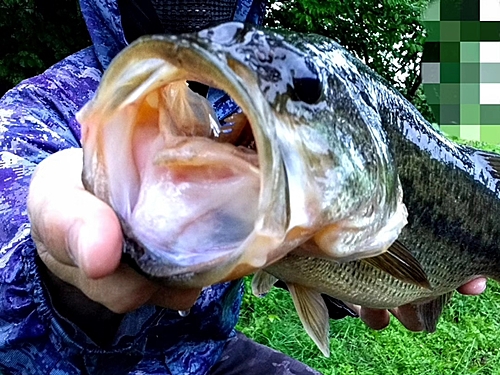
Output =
[
  {"x1": 120, "y1": 226, "x2": 285, "y2": 288},
  {"x1": 117, "y1": 160, "x2": 266, "y2": 287},
  {"x1": 120, "y1": 211, "x2": 258, "y2": 287},
  {"x1": 121, "y1": 230, "x2": 240, "y2": 287}
]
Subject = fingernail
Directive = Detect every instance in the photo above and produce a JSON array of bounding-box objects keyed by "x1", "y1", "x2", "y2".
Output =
[{"x1": 475, "y1": 278, "x2": 487, "y2": 293}]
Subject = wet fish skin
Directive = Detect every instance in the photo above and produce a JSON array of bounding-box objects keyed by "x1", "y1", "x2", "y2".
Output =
[
  {"x1": 266, "y1": 147, "x2": 500, "y2": 310},
  {"x1": 77, "y1": 23, "x2": 411, "y2": 289},
  {"x1": 256, "y1": 31, "x2": 500, "y2": 356}
]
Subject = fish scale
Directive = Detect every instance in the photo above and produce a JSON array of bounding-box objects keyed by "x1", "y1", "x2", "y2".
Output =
[
  {"x1": 76, "y1": 21, "x2": 500, "y2": 356},
  {"x1": 77, "y1": 22, "x2": 412, "y2": 289},
  {"x1": 256, "y1": 27, "x2": 500, "y2": 357}
]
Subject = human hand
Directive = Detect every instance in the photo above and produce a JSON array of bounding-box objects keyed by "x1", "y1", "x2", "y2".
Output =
[
  {"x1": 352, "y1": 277, "x2": 487, "y2": 331},
  {"x1": 28, "y1": 148, "x2": 201, "y2": 314}
]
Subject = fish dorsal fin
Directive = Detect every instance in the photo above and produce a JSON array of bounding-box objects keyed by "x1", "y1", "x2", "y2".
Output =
[
  {"x1": 362, "y1": 240, "x2": 431, "y2": 289},
  {"x1": 475, "y1": 150, "x2": 500, "y2": 180},
  {"x1": 251, "y1": 270, "x2": 278, "y2": 297},
  {"x1": 287, "y1": 283, "x2": 330, "y2": 357},
  {"x1": 414, "y1": 292, "x2": 454, "y2": 332}
]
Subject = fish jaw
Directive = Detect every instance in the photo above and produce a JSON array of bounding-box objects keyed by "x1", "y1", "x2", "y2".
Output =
[
  {"x1": 77, "y1": 28, "x2": 298, "y2": 287},
  {"x1": 78, "y1": 22, "x2": 408, "y2": 287}
]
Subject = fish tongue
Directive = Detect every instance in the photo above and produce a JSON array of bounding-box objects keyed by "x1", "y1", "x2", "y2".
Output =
[{"x1": 127, "y1": 137, "x2": 260, "y2": 269}]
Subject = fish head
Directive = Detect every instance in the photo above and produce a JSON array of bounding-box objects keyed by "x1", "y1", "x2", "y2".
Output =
[
  {"x1": 77, "y1": 22, "x2": 407, "y2": 288},
  {"x1": 192, "y1": 23, "x2": 407, "y2": 262}
]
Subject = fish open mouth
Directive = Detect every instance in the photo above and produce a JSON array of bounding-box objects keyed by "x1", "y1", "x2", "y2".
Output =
[
  {"x1": 79, "y1": 22, "x2": 411, "y2": 287},
  {"x1": 79, "y1": 26, "x2": 289, "y2": 286},
  {"x1": 124, "y1": 79, "x2": 261, "y2": 273}
]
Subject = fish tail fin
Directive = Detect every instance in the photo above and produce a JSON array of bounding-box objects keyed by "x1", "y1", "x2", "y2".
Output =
[
  {"x1": 287, "y1": 283, "x2": 331, "y2": 357},
  {"x1": 412, "y1": 292, "x2": 454, "y2": 332}
]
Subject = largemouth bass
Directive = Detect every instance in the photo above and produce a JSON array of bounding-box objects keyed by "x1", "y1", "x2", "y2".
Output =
[
  {"x1": 251, "y1": 27, "x2": 500, "y2": 356},
  {"x1": 76, "y1": 23, "x2": 419, "y2": 288}
]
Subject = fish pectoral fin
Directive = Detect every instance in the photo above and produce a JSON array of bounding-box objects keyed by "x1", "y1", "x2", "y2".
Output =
[
  {"x1": 287, "y1": 283, "x2": 330, "y2": 357},
  {"x1": 251, "y1": 270, "x2": 278, "y2": 297},
  {"x1": 361, "y1": 240, "x2": 431, "y2": 289},
  {"x1": 414, "y1": 291, "x2": 454, "y2": 332}
]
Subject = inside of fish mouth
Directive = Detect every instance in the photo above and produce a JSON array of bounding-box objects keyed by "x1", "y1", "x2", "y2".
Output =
[
  {"x1": 132, "y1": 76, "x2": 260, "y2": 182},
  {"x1": 125, "y1": 76, "x2": 262, "y2": 270},
  {"x1": 187, "y1": 81, "x2": 209, "y2": 97},
  {"x1": 152, "y1": 77, "x2": 258, "y2": 152},
  {"x1": 190, "y1": 80, "x2": 256, "y2": 150}
]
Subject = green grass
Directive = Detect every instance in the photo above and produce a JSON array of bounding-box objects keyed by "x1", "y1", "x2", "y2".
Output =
[
  {"x1": 237, "y1": 279, "x2": 500, "y2": 375},
  {"x1": 237, "y1": 138, "x2": 500, "y2": 375}
]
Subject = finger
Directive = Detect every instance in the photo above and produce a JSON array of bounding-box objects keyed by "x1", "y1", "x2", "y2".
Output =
[
  {"x1": 457, "y1": 277, "x2": 487, "y2": 295},
  {"x1": 65, "y1": 198, "x2": 123, "y2": 279},
  {"x1": 32, "y1": 191, "x2": 123, "y2": 279},
  {"x1": 389, "y1": 305, "x2": 424, "y2": 332},
  {"x1": 28, "y1": 148, "x2": 123, "y2": 279},
  {"x1": 41, "y1": 251, "x2": 158, "y2": 314},
  {"x1": 149, "y1": 287, "x2": 202, "y2": 311},
  {"x1": 359, "y1": 307, "x2": 390, "y2": 330}
]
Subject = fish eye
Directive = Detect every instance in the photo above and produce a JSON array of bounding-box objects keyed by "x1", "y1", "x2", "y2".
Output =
[{"x1": 292, "y1": 75, "x2": 323, "y2": 105}]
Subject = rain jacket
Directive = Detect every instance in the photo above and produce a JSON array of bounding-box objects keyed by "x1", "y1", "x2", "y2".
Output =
[{"x1": 0, "y1": 0, "x2": 267, "y2": 373}]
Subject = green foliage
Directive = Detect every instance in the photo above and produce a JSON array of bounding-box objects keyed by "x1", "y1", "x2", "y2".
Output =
[
  {"x1": 266, "y1": 0, "x2": 431, "y2": 105},
  {"x1": 449, "y1": 137, "x2": 500, "y2": 154},
  {"x1": 0, "y1": 0, "x2": 435, "y2": 119},
  {"x1": 0, "y1": 0, "x2": 90, "y2": 95}
]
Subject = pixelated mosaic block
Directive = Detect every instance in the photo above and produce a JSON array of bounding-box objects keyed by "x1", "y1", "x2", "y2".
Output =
[{"x1": 422, "y1": 0, "x2": 500, "y2": 144}]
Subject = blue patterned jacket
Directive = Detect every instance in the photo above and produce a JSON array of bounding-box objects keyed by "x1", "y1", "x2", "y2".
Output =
[{"x1": 0, "y1": 0, "x2": 266, "y2": 373}]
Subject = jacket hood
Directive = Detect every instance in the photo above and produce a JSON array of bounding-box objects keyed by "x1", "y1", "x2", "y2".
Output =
[{"x1": 79, "y1": 0, "x2": 267, "y2": 71}]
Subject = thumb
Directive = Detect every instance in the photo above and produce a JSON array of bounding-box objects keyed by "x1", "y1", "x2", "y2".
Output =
[
  {"x1": 28, "y1": 148, "x2": 123, "y2": 279},
  {"x1": 65, "y1": 197, "x2": 123, "y2": 279}
]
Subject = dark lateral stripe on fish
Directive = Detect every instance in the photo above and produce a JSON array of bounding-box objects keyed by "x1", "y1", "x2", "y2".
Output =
[
  {"x1": 392, "y1": 140, "x2": 500, "y2": 283},
  {"x1": 404, "y1": 171, "x2": 499, "y2": 276}
]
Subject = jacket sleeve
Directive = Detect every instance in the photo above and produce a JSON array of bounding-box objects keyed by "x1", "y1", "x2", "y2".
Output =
[
  {"x1": 0, "y1": 49, "x2": 244, "y2": 375},
  {"x1": 0, "y1": 50, "x2": 106, "y2": 374}
]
